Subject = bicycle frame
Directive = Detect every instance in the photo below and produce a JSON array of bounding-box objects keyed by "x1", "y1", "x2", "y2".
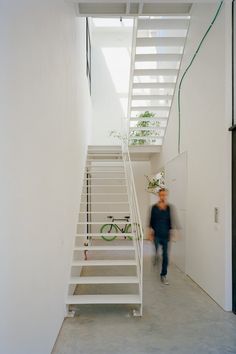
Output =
[
  {"x1": 101, "y1": 216, "x2": 132, "y2": 241},
  {"x1": 106, "y1": 222, "x2": 130, "y2": 233}
]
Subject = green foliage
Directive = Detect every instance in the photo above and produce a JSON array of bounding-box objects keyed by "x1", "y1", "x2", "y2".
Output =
[
  {"x1": 129, "y1": 111, "x2": 160, "y2": 146},
  {"x1": 109, "y1": 111, "x2": 161, "y2": 146}
]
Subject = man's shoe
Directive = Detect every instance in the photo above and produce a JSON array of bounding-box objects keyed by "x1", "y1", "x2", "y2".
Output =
[{"x1": 160, "y1": 276, "x2": 169, "y2": 285}]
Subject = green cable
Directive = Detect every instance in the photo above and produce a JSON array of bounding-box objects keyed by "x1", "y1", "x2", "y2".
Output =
[{"x1": 177, "y1": 1, "x2": 224, "y2": 154}]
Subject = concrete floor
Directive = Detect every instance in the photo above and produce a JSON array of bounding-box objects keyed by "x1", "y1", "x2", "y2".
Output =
[{"x1": 53, "y1": 241, "x2": 236, "y2": 354}]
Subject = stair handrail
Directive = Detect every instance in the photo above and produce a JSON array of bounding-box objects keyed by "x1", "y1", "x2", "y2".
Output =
[
  {"x1": 122, "y1": 140, "x2": 144, "y2": 316},
  {"x1": 122, "y1": 16, "x2": 143, "y2": 314},
  {"x1": 120, "y1": 17, "x2": 143, "y2": 316}
]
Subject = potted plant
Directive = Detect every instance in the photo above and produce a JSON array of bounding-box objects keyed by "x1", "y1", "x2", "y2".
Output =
[{"x1": 145, "y1": 171, "x2": 165, "y2": 194}]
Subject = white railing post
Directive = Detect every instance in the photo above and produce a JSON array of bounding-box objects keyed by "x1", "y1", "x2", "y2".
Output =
[
  {"x1": 122, "y1": 136, "x2": 144, "y2": 312},
  {"x1": 121, "y1": 16, "x2": 143, "y2": 316},
  {"x1": 122, "y1": 146, "x2": 144, "y2": 316}
]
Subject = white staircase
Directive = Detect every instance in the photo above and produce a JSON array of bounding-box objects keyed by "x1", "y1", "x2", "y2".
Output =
[
  {"x1": 127, "y1": 16, "x2": 190, "y2": 146},
  {"x1": 66, "y1": 145, "x2": 143, "y2": 314}
]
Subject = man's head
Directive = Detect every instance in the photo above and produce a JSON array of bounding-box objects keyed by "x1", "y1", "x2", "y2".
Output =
[{"x1": 158, "y1": 188, "x2": 168, "y2": 203}]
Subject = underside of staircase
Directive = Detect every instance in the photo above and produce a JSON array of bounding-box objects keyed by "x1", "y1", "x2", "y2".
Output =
[
  {"x1": 66, "y1": 146, "x2": 142, "y2": 314},
  {"x1": 128, "y1": 16, "x2": 190, "y2": 146}
]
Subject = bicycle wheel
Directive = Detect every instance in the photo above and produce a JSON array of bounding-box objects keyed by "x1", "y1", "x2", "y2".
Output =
[
  {"x1": 125, "y1": 224, "x2": 133, "y2": 240},
  {"x1": 100, "y1": 224, "x2": 118, "y2": 241},
  {"x1": 125, "y1": 223, "x2": 143, "y2": 240}
]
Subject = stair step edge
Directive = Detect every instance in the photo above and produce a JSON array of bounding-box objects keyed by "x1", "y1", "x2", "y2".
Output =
[
  {"x1": 72, "y1": 260, "x2": 136, "y2": 266},
  {"x1": 69, "y1": 276, "x2": 139, "y2": 284},
  {"x1": 66, "y1": 294, "x2": 141, "y2": 304},
  {"x1": 74, "y1": 246, "x2": 135, "y2": 251}
]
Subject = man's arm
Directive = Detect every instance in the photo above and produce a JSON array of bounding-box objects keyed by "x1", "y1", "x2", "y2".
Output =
[{"x1": 148, "y1": 206, "x2": 154, "y2": 241}]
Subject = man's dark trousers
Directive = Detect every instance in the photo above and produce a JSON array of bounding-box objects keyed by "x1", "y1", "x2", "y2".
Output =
[{"x1": 154, "y1": 237, "x2": 169, "y2": 276}]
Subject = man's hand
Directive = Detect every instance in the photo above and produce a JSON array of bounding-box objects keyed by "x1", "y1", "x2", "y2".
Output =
[{"x1": 147, "y1": 228, "x2": 154, "y2": 241}]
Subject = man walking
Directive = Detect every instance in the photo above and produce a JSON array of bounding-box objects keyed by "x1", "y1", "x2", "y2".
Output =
[{"x1": 149, "y1": 188, "x2": 172, "y2": 285}]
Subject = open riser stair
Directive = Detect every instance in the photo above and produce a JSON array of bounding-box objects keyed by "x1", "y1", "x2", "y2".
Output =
[{"x1": 67, "y1": 146, "x2": 143, "y2": 313}]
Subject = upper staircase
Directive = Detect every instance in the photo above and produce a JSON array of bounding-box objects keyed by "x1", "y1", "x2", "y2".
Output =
[
  {"x1": 128, "y1": 16, "x2": 190, "y2": 146},
  {"x1": 66, "y1": 145, "x2": 143, "y2": 315}
]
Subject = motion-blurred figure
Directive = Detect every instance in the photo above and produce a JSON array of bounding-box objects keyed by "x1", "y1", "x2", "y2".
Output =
[{"x1": 149, "y1": 188, "x2": 172, "y2": 285}]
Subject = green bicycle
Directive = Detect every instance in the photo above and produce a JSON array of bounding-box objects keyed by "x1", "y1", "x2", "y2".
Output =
[{"x1": 100, "y1": 216, "x2": 133, "y2": 241}]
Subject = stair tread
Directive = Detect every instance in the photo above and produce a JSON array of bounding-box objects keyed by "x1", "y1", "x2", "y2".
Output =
[
  {"x1": 131, "y1": 106, "x2": 170, "y2": 111},
  {"x1": 72, "y1": 259, "x2": 136, "y2": 266},
  {"x1": 133, "y1": 82, "x2": 175, "y2": 89},
  {"x1": 80, "y1": 202, "x2": 128, "y2": 204},
  {"x1": 137, "y1": 18, "x2": 189, "y2": 30},
  {"x1": 79, "y1": 211, "x2": 130, "y2": 214},
  {"x1": 74, "y1": 246, "x2": 134, "y2": 251},
  {"x1": 76, "y1": 233, "x2": 133, "y2": 236},
  {"x1": 69, "y1": 276, "x2": 138, "y2": 284},
  {"x1": 132, "y1": 94, "x2": 173, "y2": 100},
  {"x1": 77, "y1": 222, "x2": 129, "y2": 225},
  {"x1": 81, "y1": 193, "x2": 127, "y2": 195},
  {"x1": 130, "y1": 127, "x2": 165, "y2": 132},
  {"x1": 84, "y1": 178, "x2": 126, "y2": 179},
  {"x1": 136, "y1": 37, "x2": 185, "y2": 47},
  {"x1": 135, "y1": 53, "x2": 182, "y2": 62},
  {"x1": 130, "y1": 117, "x2": 167, "y2": 121},
  {"x1": 82, "y1": 185, "x2": 127, "y2": 187},
  {"x1": 85, "y1": 165, "x2": 124, "y2": 166},
  {"x1": 66, "y1": 294, "x2": 141, "y2": 304},
  {"x1": 134, "y1": 68, "x2": 178, "y2": 76},
  {"x1": 87, "y1": 159, "x2": 123, "y2": 161}
]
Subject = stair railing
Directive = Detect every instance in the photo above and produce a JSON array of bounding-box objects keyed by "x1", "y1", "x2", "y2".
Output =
[
  {"x1": 121, "y1": 104, "x2": 144, "y2": 316},
  {"x1": 121, "y1": 17, "x2": 143, "y2": 316},
  {"x1": 122, "y1": 138, "x2": 144, "y2": 316}
]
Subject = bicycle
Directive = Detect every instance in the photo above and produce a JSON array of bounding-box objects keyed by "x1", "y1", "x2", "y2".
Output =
[
  {"x1": 100, "y1": 216, "x2": 143, "y2": 241},
  {"x1": 100, "y1": 216, "x2": 133, "y2": 241}
]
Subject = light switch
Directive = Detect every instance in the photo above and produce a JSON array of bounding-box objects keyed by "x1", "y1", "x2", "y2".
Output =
[{"x1": 214, "y1": 207, "x2": 219, "y2": 223}]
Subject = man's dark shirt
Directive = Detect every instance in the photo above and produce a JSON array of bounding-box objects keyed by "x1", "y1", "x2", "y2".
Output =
[{"x1": 150, "y1": 204, "x2": 172, "y2": 240}]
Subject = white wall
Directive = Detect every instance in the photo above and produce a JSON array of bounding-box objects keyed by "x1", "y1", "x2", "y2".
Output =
[
  {"x1": 0, "y1": 2, "x2": 91, "y2": 353},
  {"x1": 165, "y1": 153, "x2": 187, "y2": 273},
  {"x1": 151, "y1": 2, "x2": 232, "y2": 310},
  {"x1": 91, "y1": 26, "x2": 132, "y2": 145}
]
